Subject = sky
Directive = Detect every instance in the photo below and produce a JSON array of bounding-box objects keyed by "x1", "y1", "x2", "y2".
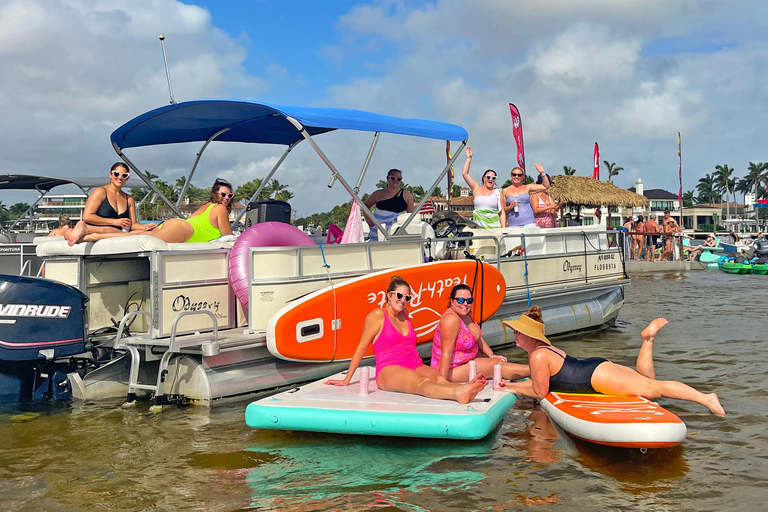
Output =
[{"x1": 2, "y1": 0, "x2": 768, "y2": 217}]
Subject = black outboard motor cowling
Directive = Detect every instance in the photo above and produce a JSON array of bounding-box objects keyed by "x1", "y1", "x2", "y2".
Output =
[
  {"x1": 756, "y1": 240, "x2": 768, "y2": 258},
  {"x1": 0, "y1": 275, "x2": 88, "y2": 362}
]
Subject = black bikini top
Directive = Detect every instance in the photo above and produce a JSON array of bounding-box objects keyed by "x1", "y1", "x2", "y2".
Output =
[
  {"x1": 93, "y1": 187, "x2": 131, "y2": 223},
  {"x1": 376, "y1": 189, "x2": 407, "y2": 213}
]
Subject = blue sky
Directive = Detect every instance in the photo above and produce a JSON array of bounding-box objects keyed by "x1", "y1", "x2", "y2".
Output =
[{"x1": 2, "y1": 0, "x2": 768, "y2": 216}]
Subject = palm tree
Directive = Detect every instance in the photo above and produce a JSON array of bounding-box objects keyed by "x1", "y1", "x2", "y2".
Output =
[
  {"x1": 734, "y1": 177, "x2": 752, "y2": 205},
  {"x1": 235, "y1": 178, "x2": 271, "y2": 202},
  {"x1": 603, "y1": 161, "x2": 623, "y2": 184},
  {"x1": 682, "y1": 190, "x2": 695, "y2": 207},
  {"x1": 696, "y1": 174, "x2": 719, "y2": 205},
  {"x1": 713, "y1": 164, "x2": 735, "y2": 220},
  {"x1": 407, "y1": 185, "x2": 426, "y2": 202},
  {"x1": 563, "y1": 166, "x2": 576, "y2": 175}
]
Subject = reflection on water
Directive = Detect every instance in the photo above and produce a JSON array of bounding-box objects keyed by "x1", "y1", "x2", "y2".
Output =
[
  {"x1": 1, "y1": 270, "x2": 768, "y2": 511},
  {"x1": 244, "y1": 430, "x2": 495, "y2": 511}
]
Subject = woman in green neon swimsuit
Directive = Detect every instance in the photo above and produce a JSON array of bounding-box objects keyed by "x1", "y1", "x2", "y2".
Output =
[{"x1": 67, "y1": 178, "x2": 234, "y2": 245}]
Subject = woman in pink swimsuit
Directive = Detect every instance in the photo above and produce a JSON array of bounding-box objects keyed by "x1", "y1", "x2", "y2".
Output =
[
  {"x1": 327, "y1": 276, "x2": 487, "y2": 404},
  {"x1": 432, "y1": 284, "x2": 530, "y2": 382}
]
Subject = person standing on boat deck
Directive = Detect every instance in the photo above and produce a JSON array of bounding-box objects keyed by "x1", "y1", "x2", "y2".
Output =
[
  {"x1": 502, "y1": 164, "x2": 550, "y2": 228},
  {"x1": 431, "y1": 284, "x2": 529, "y2": 382},
  {"x1": 66, "y1": 178, "x2": 233, "y2": 245},
  {"x1": 644, "y1": 213, "x2": 659, "y2": 261},
  {"x1": 460, "y1": 147, "x2": 506, "y2": 228},
  {"x1": 48, "y1": 214, "x2": 72, "y2": 237},
  {"x1": 326, "y1": 276, "x2": 487, "y2": 404},
  {"x1": 81, "y1": 163, "x2": 155, "y2": 235},
  {"x1": 500, "y1": 306, "x2": 725, "y2": 416},
  {"x1": 621, "y1": 216, "x2": 635, "y2": 259},
  {"x1": 633, "y1": 215, "x2": 645, "y2": 261},
  {"x1": 531, "y1": 189, "x2": 563, "y2": 228},
  {"x1": 364, "y1": 169, "x2": 415, "y2": 241}
]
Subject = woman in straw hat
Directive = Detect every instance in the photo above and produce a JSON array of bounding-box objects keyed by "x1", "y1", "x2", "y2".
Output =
[
  {"x1": 431, "y1": 284, "x2": 529, "y2": 382},
  {"x1": 502, "y1": 306, "x2": 725, "y2": 416}
]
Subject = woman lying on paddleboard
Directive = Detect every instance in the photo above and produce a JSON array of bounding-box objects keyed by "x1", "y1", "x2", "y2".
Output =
[
  {"x1": 431, "y1": 284, "x2": 530, "y2": 382},
  {"x1": 326, "y1": 275, "x2": 487, "y2": 403},
  {"x1": 502, "y1": 306, "x2": 725, "y2": 416}
]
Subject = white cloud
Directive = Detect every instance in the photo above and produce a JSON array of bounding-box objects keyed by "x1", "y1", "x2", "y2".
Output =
[{"x1": 527, "y1": 24, "x2": 641, "y2": 93}]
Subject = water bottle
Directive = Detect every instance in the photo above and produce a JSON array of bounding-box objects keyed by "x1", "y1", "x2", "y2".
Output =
[
  {"x1": 468, "y1": 359, "x2": 477, "y2": 381},
  {"x1": 358, "y1": 367, "x2": 370, "y2": 395},
  {"x1": 121, "y1": 227, "x2": 130, "y2": 233},
  {"x1": 493, "y1": 363, "x2": 502, "y2": 390},
  {"x1": 512, "y1": 203, "x2": 519, "y2": 215}
]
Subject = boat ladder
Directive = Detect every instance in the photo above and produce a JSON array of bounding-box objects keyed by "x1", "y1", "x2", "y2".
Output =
[{"x1": 114, "y1": 310, "x2": 220, "y2": 405}]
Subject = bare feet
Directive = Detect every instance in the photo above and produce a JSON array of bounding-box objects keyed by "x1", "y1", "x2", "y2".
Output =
[
  {"x1": 66, "y1": 221, "x2": 87, "y2": 246},
  {"x1": 704, "y1": 393, "x2": 725, "y2": 416},
  {"x1": 641, "y1": 318, "x2": 668, "y2": 341},
  {"x1": 457, "y1": 379, "x2": 487, "y2": 404}
]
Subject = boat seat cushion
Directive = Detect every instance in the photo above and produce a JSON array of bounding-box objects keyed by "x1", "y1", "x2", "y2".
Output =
[{"x1": 36, "y1": 235, "x2": 234, "y2": 256}]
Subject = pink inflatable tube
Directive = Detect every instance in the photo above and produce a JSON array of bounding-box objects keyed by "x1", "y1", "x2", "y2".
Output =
[{"x1": 228, "y1": 222, "x2": 316, "y2": 310}]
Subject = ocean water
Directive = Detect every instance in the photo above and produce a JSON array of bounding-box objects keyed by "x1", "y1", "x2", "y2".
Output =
[{"x1": 1, "y1": 269, "x2": 767, "y2": 511}]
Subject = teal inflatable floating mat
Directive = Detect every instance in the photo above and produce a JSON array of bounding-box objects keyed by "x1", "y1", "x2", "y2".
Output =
[{"x1": 245, "y1": 368, "x2": 517, "y2": 440}]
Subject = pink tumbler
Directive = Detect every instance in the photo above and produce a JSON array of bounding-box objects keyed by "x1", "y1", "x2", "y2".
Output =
[
  {"x1": 358, "y1": 367, "x2": 370, "y2": 395},
  {"x1": 468, "y1": 359, "x2": 477, "y2": 381},
  {"x1": 493, "y1": 363, "x2": 502, "y2": 390}
]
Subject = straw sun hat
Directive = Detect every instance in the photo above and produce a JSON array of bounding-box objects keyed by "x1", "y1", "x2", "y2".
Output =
[{"x1": 502, "y1": 315, "x2": 551, "y2": 345}]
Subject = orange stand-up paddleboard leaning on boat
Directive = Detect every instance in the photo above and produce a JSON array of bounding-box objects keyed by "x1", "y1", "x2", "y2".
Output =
[
  {"x1": 267, "y1": 260, "x2": 505, "y2": 363},
  {"x1": 501, "y1": 310, "x2": 725, "y2": 448}
]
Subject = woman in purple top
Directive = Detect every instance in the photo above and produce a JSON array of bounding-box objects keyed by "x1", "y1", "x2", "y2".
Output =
[{"x1": 502, "y1": 163, "x2": 551, "y2": 228}]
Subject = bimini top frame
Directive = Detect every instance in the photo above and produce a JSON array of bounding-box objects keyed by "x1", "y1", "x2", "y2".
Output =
[{"x1": 110, "y1": 100, "x2": 469, "y2": 239}]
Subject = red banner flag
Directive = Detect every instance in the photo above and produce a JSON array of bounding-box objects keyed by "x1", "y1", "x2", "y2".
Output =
[
  {"x1": 593, "y1": 142, "x2": 600, "y2": 179},
  {"x1": 678, "y1": 132, "x2": 682, "y2": 206},
  {"x1": 509, "y1": 103, "x2": 525, "y2": 172}
]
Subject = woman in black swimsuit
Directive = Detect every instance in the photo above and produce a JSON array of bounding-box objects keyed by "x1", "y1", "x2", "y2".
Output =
[
  {"x1": 363, "y1": 169, "x2": 415, "y2": 241},
  {"x1": 81, "y1": 163, "x2": 155, "y2": 233},
  {"x1": 501, "y1": 306, "x2": 725, "y2": 416}
]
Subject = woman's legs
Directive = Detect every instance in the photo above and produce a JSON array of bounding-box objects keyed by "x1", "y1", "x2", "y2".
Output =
[
  {"x1": 377, "y1": 365, "x2": 486, "y2": 403},
  {"x1": 590, "y1": 317, "x2": 724, "y2": 415},
  {"x1": 144, "y1": 219, "x2": 193, "y2": 243},
  {"x1": 445, "y1": 357, "x2": 530, "y2": 382},
  {"x1": 66, "y1": 219, "x2": 193, "y2": 245}
]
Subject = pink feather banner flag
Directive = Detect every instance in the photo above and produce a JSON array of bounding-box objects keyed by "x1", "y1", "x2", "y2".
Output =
[{"x1": 509, "y1": 104, "x2": 525, "y2": 172}]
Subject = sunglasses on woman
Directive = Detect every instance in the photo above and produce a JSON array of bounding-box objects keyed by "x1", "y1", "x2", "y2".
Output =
[
  {"x1": 390, "y1": 291, "x2": 412, "y2": 302},
  {"x1": 511, "y1": 173, "x2": 524, "y2": 177},
  {"x1": 454, "y1": 297, "x2": 473, "y2": 305},
  {"x1": 111, "y1": 171, "x2": 130, "y2": 179},
  {"x1": 388, "y1": 176, "x2": 402, "y2": 182},
  {"x1": 219, "y1": 191, "x2": 234, "y2": 199},
  {"x1": 484, "y1": 175, "x2": 497, "y2": 181}
]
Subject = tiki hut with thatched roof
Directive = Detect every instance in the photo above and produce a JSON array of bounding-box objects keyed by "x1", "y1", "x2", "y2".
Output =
[{"x1": 548, "y1": 175, "x2": 649, "y2": 208}]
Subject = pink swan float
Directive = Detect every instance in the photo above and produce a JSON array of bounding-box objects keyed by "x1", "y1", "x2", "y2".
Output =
[{"x1": 228, "y1": 222, "x2": 315, "y2": 310}]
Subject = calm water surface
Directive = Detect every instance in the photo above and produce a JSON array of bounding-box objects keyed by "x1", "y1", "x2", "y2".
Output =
[{"x1": 2, "y1": 270, "x2": 767, "y2": 511}]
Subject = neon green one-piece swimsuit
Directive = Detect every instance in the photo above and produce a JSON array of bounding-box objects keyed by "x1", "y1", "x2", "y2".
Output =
[{"x1": 184, "y1": 203, "x2": 221, "y2": 242}]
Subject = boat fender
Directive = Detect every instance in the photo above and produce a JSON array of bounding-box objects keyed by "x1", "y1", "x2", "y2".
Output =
[{"x1": 228, "y1": 222, "x2": 315, "y2": 309}]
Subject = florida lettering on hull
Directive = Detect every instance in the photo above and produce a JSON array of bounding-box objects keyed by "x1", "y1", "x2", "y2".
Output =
[{"x1": 0, "y1": 304, "x2": 72, "y2": 318}]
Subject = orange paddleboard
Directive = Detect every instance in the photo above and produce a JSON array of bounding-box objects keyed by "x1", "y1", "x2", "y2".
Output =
[
  {"x1": 541, "y1": 392, "x2": 687, "y2": 449},
  {"x1": 266, "y1": 260, "x2": 506, "y2": 362}
]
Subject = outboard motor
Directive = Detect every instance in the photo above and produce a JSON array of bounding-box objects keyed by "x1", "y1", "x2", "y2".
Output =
[
  {"x1": 756, "y1": 240, "x2": 768, "y2": 258},
  {"x1": 0, "y1": 275, "x2": 88, "y2": 403}
]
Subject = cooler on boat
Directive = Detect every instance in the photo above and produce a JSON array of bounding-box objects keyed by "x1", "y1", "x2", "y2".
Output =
[{"x1": 245, "y1": 200, "x2": 291, "y2": 227}]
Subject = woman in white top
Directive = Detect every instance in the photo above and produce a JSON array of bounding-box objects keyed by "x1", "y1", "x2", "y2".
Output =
[{"x1": 461, "y1": 147, "x2": 505, "y2": 228}]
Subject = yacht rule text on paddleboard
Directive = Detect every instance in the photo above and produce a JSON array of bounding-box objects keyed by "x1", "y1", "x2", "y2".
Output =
[{"x1": 367, "y1": 275, "x2": 469, "y2": 307}]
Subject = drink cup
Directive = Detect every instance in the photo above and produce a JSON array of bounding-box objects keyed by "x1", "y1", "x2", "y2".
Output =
[
  {"x1": 358, "y1": 367, "x2": 370, "y2": 395},
  {"x1": 493, "y1": 363, "x2": 502, "y2": 390},
  {"x1": 468, "y1": 359, "x2": 477, "y2": 381}
]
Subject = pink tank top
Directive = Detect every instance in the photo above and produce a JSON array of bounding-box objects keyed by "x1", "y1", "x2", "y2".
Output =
[
  {"x1": 373, "y1": 309, "x2": 422, "y2": 380},
  {"x1": 430, "y1": 313, "x2": 479, "y2": 369},
  {"x1": 533, "y1": 193, "x2": 557, "y2": 228}
]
